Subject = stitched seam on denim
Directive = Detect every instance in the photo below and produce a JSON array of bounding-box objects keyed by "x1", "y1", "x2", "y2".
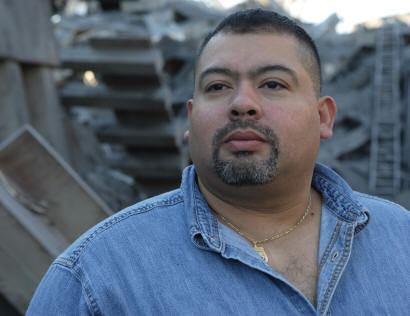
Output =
[
  {"x1": 72, "y1": 263, "x2": 103, "y2": 316},
  {"x1": 319, "y1": 222, "x2": 341, "y2": 271},
  {"x1": 60, "y1": 194, "x2": 184, "y2": 266},
  {"x1": 354, "y1": 211, "x2": 370, "y2": 234},
  {"x1": 314, "y1": 174, "x2": 363, "y2": 222},
  {"x1": 314, "y1": 164, "x2": 354, "y2": 195},
  {"x1": 319, "y1": 225, "x2": 354, "y2": 315},
  {"x1": 191, "y1": 236, "x2": 214, "y2": 251},
  {"x1": 53, "y1": 262, "x2": 102, "y2": 316},
  {"x1": 221, "y1": 242, "x2": 305, "y2": 291},
  {"x1": 193, "y1": 189, "x2": 210, "y2": 245},
  {"x1": 222, "y1": 242, "x2": 265, "y2": 266},
  {"x1": 193, "y1": 186, "x2": 221, "y2": 250}
]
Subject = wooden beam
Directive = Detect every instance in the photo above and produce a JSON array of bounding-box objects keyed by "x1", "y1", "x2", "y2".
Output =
[
  {"x1": 97, "y1": 124, "x2": 177, "y2": 147},
  {"x1": 0, "y1": 126, "x2": 112, "y2": 241},
  {"x1": 60, "y1": 46, "x2": 163, "y2": 75},
  {"x1": 61, "y1": 81, "x2": 170, "y2": 111},
  {"x1": 0, "y1": 61, "x2": 29, "y2": 142},
  {"x1": 22, "y1": 66, "x2": 70, "y2": 160},
  {"x1": 0, "y1": 193, "x2": 65, "y2": 314},
  {"x1": 108, "y1": 153, "x2": 182, "y2": 179},
  {"x1": 0, "y1": 0, "x2": 58, "y2": 65},
  {"x1": 89, "y1": 32, "x2": 152, "y2": 49}
]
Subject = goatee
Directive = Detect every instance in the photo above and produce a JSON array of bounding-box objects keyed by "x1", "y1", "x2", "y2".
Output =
[{"x1": 212, "y1": 120, "x2": 280, "y2": 186}]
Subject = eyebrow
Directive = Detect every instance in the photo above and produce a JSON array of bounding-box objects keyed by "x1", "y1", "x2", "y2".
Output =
[
  {"x1": 197, "y1": 67, "x2": 238, "y2": 86},
  {"x1": 197, "y1": 64, "x2": 299, "y2": 87},
  {"x1": 250, "y1": 65, "x2": 299, "y2": 86}
]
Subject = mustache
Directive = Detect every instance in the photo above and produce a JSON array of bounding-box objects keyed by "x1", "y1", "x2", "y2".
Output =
[{"x1": 212, "y1": 120, "x2": 279, "y2": 147}]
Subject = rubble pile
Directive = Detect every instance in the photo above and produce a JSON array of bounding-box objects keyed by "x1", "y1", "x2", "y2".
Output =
[
  {"x1": 315, "y1": 18, "x2": 410, "y2": 206},
  {"x1": 0, "y1": 1, "x2": 113, "y2": 314},
  {"x1": 56, "y1": 1, "x2": 410, "y2": 206},
  {"x1": 57, "y1": 1, "x2": 224, "y2": 199},
  {"x1": 0, "y1": 0, "x2": 409, "y2": 314}
]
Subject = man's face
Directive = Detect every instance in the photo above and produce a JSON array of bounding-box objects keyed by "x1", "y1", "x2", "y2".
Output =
[{"x1": 187, "y1": 33, "x2": 334, "y2": 187}]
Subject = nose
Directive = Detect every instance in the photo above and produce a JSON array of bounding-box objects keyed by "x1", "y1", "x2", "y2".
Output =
[{"x1": 229, "y1": 83, "x2": 262, "y2": 121}]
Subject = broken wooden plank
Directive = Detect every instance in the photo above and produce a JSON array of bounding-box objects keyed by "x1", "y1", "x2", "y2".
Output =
[
  {"x1": 0, "y1": 126, "x2": 112, "y2": 241},
  {"x1": 97, "y1": 124, "x2": 177, "y2": 147},
  {"x1": 0, "y1": 195, "x2": 68, "y2": 314},
  {"x1": 0, "y1": 181, "x2": 70, "y2": 313},
  {"x1": 61, "y1": 81, "x2": 170, "y2": 111},
  {"x1": 60, "y1": 46, "x2": 163, "y2": 75}
]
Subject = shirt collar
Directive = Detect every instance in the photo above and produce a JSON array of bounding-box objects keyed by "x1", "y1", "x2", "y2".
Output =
[
  {"x1": 312, "y1": 163, "x2": 369, "y2": 228},
  {"x1": 181, "y1": 163, "x2": 369, "y2": 251},
  {"x1": 181, "y1": 165, "x2": 222, "y2": 252}
]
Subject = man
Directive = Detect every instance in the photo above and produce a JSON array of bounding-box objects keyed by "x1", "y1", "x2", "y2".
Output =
[{"x1": 27, "y1": 9, "x2": 409, "y2": 315}]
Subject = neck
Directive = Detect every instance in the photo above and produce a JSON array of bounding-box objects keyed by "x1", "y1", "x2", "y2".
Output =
[{"x1": 198, "y1": 174, "x2": 316, "y2": 240}]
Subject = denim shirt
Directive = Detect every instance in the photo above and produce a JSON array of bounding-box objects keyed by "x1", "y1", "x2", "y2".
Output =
[{"x1": 27, "y1": 163, "x2": 410, "y2": 315}]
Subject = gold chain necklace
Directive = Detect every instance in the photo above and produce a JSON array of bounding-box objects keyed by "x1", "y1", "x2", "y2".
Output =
[{"x1": 218, "y1": 193, "x2": 312, "y2": 263}]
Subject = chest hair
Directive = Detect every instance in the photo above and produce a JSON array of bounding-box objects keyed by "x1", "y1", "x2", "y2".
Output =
[{"x1": 264, "y1": 208, "x2": 321, "y2": 305}]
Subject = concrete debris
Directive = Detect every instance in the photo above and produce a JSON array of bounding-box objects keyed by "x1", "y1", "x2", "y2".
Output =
[
  {"x1": 0, "y1": 126, "x2": 112, "y2": 314},
  {"x1": 317, "y1": 18, "x2": 410, "y2": 204},
  {"x1": 55, "y1": 0, "x2": 224, "y2": 199},
  {"x1": 1, "y1": 0, "x2": 410, "y2": 314},
  {"x1": 54, "y1": 1, "x2": 410, "y2": 207}
]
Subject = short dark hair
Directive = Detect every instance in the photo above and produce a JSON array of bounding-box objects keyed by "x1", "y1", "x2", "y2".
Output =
[{"x1": 196, "y1": 9, "x2": 322, "y2": 96}]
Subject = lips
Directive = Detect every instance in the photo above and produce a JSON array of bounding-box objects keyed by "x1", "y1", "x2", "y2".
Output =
[
  {"x1": 224, "y1": 130, "x2": 266, "y2": 142},
  {"x1": 223, "y1": 130, "x2": 266, "y2": 152}
]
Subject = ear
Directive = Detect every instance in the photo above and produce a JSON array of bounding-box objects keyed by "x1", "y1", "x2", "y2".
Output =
[
  {"x1": 183, "y1": 130, "x2": 190, "y2": 144},
  {"x1": 317, "y1": 96, "x2": 337, "y2": 139},
  {"x1": 186, "y1": 99, "x2": 194, "y2": 117},
  {"x1": 184, "y1": 99, "x2": 194, "y2": 143}
]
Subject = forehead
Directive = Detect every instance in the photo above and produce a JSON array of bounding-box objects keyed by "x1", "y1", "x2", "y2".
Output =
[{"x1": 196, "y1": 33, "x2": 310, "y2": 82}]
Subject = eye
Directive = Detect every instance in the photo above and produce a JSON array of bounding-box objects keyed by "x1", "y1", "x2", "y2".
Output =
[
  {"x1": 260, "y1": 80, "x2": 286, "y2": 90},
  {"x1": 205, "y1": 83, "x2": 229, "y2": 93}
]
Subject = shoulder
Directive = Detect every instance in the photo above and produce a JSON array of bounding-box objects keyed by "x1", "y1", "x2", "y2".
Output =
[
  {"x1": 56, "y1": 189, "x2": 185, "y2": 268},
  {"x1": 353, "y1": 191, "x2": 410, "y2": 231},
  {"x1": 354, "y1": 191, "x2": 409, "y2": 216}
]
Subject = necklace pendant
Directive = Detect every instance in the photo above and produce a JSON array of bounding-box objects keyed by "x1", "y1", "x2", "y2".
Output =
[{"x1": 253, "y1": 244, "x2": 268, "y2": 263}]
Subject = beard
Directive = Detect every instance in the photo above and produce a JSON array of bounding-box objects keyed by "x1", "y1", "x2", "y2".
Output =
[{"x1": 212, "y1": 120, "x2": 280, "y2": 186}]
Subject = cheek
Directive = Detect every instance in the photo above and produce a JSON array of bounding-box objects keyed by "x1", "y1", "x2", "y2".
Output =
[
  {"x1": 190, "y1": 107, "x2": 223, "y2": 141},
  {"x1": 288, "y1": 115, "x2": 321, "y2": 158},
  {"x1": 273, "y1": 109, "x2": 319, "y2": 152},
  {"x1": 189, "y1": 118, "x2": 215, "y2": 159}
]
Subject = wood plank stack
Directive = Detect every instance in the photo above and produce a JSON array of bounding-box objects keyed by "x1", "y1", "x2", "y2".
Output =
[
  {"x1": 315, "y1": 19, "x2": 410, "y2": 205},
  {"x1": 56, "y1": 5, "x2": 410, "y2": 206},
  {"x1": 58, "y1": 12, "x2": 197, "y2": 198},
  {"x1": 0, "y1": 0, "x2": 69, "y2": 160},
  {"x1": 0, "y1": 127, "x2": 112, "y2": 314},
  {"x1": 0, "y1": 1, "x2": 115, "y2": 314}
]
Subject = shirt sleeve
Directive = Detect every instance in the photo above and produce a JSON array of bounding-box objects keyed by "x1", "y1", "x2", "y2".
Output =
[{"x1": 26, "y1": 263, "x2": 95, "y2": 316}]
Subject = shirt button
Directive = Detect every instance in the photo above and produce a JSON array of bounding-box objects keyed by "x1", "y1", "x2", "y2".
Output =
[{"x1": 331, "y1": 251, "x2": 339, "y2": 262}]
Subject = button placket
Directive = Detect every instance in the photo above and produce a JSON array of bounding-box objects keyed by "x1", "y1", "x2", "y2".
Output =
[{"x1": 330, "y1": 251, "x2": 339, "y2": 263}]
